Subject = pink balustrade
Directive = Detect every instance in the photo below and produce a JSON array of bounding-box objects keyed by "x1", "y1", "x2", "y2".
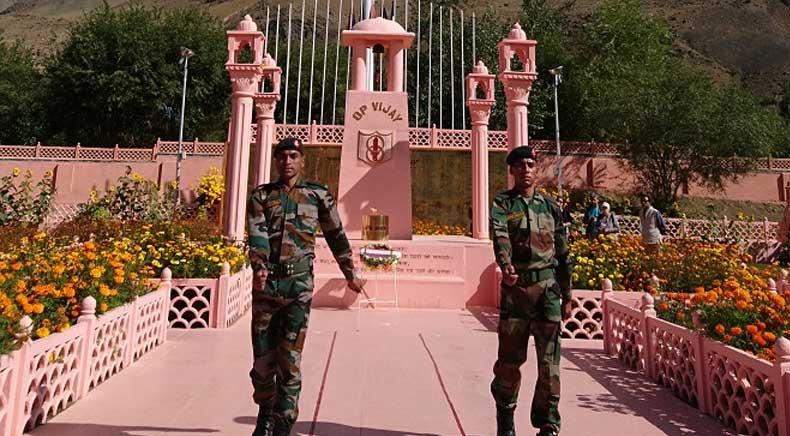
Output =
[
  {"x1": 166, "y1": 263, "x2": 253, "y2": 329},
  {"x1": 601, "y1": 274, "x2": 790, "y2": 436},
  {"x1": 0, "y1": 269, "x2": 172, "y2": 436}
]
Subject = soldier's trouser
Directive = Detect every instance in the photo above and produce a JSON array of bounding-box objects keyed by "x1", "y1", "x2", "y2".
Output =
[
  {"x1": 491, "y1": 277, "x2": 562, "y2": 432},
  {"x1": 250, "y1": 272, "x2": 313, "y2": 433}
]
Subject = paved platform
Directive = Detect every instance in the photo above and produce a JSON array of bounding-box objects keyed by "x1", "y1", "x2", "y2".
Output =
[{"x1": 30, "y1": 308, "x2": 735, "y2": 436}]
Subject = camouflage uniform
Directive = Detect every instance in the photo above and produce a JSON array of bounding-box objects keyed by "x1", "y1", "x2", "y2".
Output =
[
  {"x1": 247, "y1": 176, "x2": 356, "y2": 435},
  {"x1": 490, "y1": 190, "x2": 571, "y2": 435}
]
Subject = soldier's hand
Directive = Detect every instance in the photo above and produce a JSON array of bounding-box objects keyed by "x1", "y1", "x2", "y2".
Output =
[
  {"x1": 502, "y1": 264, "x2": 518, "y2": 286},
  {"x1": 253, "y1": 268, "x2": 268, "y2": 291},
  {"x1": 347, "y1": 277, "x2": 365, "y2": 293},
  {"x1": 561, "y1": 299, "x2": 573, "y2": 321}
]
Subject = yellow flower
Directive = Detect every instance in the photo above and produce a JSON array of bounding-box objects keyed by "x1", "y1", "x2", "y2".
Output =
[
  {"x1": 36, "y1": 327, "x2": 50, "y2": 338},
  {"x1": 12, "y1": 167, "x2": 20, "y2": 177}
]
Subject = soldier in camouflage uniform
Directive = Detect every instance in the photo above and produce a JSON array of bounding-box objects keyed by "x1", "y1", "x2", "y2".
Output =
[
  {"x1": 490, "y1": 146, "x2": 573, "y2": 436},
  {"x1": 247, "y1": 137, "x2": 364, "y2": 436}
]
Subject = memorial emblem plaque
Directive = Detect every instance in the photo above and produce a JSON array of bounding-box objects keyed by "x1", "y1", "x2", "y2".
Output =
[{"x1": 357, "y1": 130, "x2": 394, "y2": 165}]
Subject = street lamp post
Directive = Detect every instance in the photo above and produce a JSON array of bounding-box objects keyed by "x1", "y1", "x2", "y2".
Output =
[
  {"x1": 549, "y1": 66, "x2": 563, "y2": 198},
  {"x1": 175, "y1": 47, "x2": 194, "y2": 206}
]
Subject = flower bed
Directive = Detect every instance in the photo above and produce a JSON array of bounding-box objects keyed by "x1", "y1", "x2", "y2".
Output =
[
  {"x1": 604, "y1": 288, "x2": 790, "y2": 436},
  {"x1": 0, "y1": 273, "x2": 171, "y2": 436}
]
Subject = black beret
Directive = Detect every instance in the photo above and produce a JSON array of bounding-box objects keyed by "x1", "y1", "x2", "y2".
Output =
[
  {"x1": 274, "y1": 137, "x2": 304, "y2": 155},
  {"x1": 506, "y1": 145, "x2": 536, "y2": 165}
]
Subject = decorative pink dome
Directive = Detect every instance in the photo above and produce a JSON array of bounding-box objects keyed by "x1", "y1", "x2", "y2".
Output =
[
  {"x1": 237, "y1": 15, "x2": 258, "y2": 32},
  {"x1": 262, "y1": 53, "x2": 276, "y2": 67},
  {"x1": 351, "y1": 17, "x2": 407, "y2": 33},
  {"x1": 472, "y1": 60, "x2": 488, "y2": 74},
  {"x1": 507, "y1": 23, "x2": 526, "y2": 40}
]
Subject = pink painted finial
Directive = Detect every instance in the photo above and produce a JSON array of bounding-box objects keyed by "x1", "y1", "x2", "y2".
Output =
[
  {"x1": 508, "y1": 23, "x2": 527, "y2": 40},
  {"x1": 238, "y1": 15, "x2": 258, "y2": 31},
  {"x1": 640, "y1": 292, "x2": 655, "y2": 312},
  {"x1": 17, "y1": 315, "x2": 33, "y2": 339},
  {"x1": 775, "y1": 337, "x2": 790, "y2": 363},
  {"x1": 161, "y1": 267, "x2": 172, "y2": 281},
  {"x1": 692, "y1": 310, "x2": 704, "y2": 331},
  {"x1": 262, "y1": 53, "x2": 276, "y2": 67},
  {"x1": 473, "y1": 60, "x2": 488, "y2": 74},
  {"x1": 81, "y1": 296, "x2": 97, "y2": 315},
  {"x1": 781, "y1": 269, "x2": 788, "y2": 282},
  {"x1": 769, "y1": 278, "x2": 777, "y2": 294},
  {"x1": 222, "y1": 262, "x2": 231, "y2": 275},
  {"x1": 603, "y1": 278, "x2": 613, "y2": 292}
]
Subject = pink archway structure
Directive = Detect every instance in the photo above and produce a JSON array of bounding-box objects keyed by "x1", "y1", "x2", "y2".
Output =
[
  {"x1": 497, "y1": 23, "x2": 537, "y2": 154},
  {"x1": 337, "y1": 17, "x2": 415, "y2": 240}
]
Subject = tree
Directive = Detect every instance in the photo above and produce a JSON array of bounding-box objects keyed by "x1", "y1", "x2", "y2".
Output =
[
  {"x1": 571, "y1": 0, "x2": 782, "y2": 209},
  {"x1": 0, "y1": 38, "x2": 44, "y2": 144},
  {"x1": 44, "y1": 5, "x2": 230, "y2": 147}
]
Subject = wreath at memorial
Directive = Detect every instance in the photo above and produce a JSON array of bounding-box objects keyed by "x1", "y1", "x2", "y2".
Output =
[{"x1": 359, "y1": 243, "x2": 401, "y2": 271}]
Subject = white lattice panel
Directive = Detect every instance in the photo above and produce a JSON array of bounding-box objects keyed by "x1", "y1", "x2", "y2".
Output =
[
  {"x1": 607, "y1": 299, "x2": 644, "y2": 371},
  {"x1": 40, "y1": 147, "x2": 76, "y2": 159},
  {"x1": 562, "y1": 291, "x2": 603, "y2": 339},
  {"x1": 196, "y1": 143, "x2": 225, "y2": 155},
  {"x1": 435, "y1": 129, "x2": 471, "y2": 149},
  {"x1": 169, "y1": 281, "x2": 215, "y2": 329},
  {"x1": 77, "y1": 148, "x2": 114, "y2": 160},
  {"x1": 24, "y1": 328, "x2": 86, "y2": 431},
  {"x1": 277, "y1": 125, "x2": 310, "y2": 143},
  {"x1": 705, "y1": 341, "x2": 778, "y2": 436},
  {"x1": 89, "y1": 307, "x2": 131, "y2": 390},
  {"x1": 767, "y1": 222, "x2": 778, "y2": 240},
  {"x1": 618, "y1": 216, "x2": 641, "y2": 235},
  {"x1": 649, "y1": 319, "x2": 701, "y2": 408},
  {"x1": 117, "y1": 149, "x2": 154, "y2": 160},
  {"x1": 315, "y1": 125, "x2": 344, "y2": 145},
  {"x1": 0, "y1": 354, "x2": 16, "y2": 436},
  {"x1": 488, "y1": 131, "x2": 508, "y2": 150},
  {"x1": 223, "y1": 268, "x2": 247, "y2": 328},
  {"x1": 409, "y1": 128, "x2": 431, "y2": 148},
  {"x1": 0, "y1": 146, "x2": 35, "y2": 158},
  {"x1": 158, "y1": 141, "x2": 180, "y2": 154},
  {"x1": 132, "y1": 291, "x2": 167, "y2": 360}
]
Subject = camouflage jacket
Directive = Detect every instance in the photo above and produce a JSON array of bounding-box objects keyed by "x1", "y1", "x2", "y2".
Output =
[
  {"x1": 490, "y1": 190, "x2": 572, "y2": 297},
  {"x1": 247, "y1": 177, "x2": 356, "y2": 280}
]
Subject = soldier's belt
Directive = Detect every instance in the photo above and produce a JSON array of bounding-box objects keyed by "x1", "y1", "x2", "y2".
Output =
[
  {"x1": 266, "y1": 259, "x2": 312, "y2": 278},
  {"x1": 514, "y1": 267, "x2": 555, "y2": 284}
]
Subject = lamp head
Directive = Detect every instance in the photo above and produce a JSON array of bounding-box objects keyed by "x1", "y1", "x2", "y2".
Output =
[
  {"x1": 179, "y1": 47, "x2": 194, "y2": 64},
  {"x1": 549, "y1": 66, "x2": 563, "y2": 75}
]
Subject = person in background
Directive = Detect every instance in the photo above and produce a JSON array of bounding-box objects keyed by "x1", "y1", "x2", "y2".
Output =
[
  {"x1": 558, "y1": 198, "x2": 574, "y2": 242},
  {"x1": 597, "y1": 202, "x2": 620, "y2": 239},
  {"x1": 582, "y1": 194, "x2": 600, "y2": 239},
  {"x1": 639, "y1": 195, "x2": 666, "y2": 254}
]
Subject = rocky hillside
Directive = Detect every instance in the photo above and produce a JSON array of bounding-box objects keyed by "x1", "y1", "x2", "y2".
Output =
[{"x1": 2, "y1": 0, "x2": 789, "y2": 103}]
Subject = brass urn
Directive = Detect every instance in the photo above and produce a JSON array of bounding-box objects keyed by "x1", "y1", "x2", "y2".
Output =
[{"x1": 362, "y1": 208, "x2": 389, "y2": 241}]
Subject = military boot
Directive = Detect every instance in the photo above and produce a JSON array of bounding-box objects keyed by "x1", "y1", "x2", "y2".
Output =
[
  {"x1": 496, "y1": 407, "x2": 516, "y2": 436},
  {"x1": 536, "y1": 426, "x2": 559, "y2": 436},
  {"x1": 251, "y1": 405, "x2": 273, "y2": 436}
]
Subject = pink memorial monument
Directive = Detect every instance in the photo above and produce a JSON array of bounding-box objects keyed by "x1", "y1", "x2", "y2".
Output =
[
  {"x1": 466, "y1": 61, "x2": 496, "y2": 240},
  {"x1": 220, "y1": 16, "x2": 543, "y2": 308},
  {"x1": 336, "y1": 17, "x2": 414, "y2": 240},
  {"x1": 497, "y1": 23, "x2": 537, "y2": 154},
  {"x1": 223, "y1": 16, "x2": 265, "y2": 241}
]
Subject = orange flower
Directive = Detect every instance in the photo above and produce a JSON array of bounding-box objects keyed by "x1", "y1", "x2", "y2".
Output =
[
  {"x1": 753, "y1": 334, "x2": 767, "y2": 347},
  {"x1": 764, "y1": 332, "x2": 777, "y2": 343},
  {"x1": 746, "y1": 325, "x2": 759, "y2": 335},
  {"x1": 731, "y1": 327, "x2": 743, "y2": 336},
  {"x1": 658, "y1": 303, "x2": 669, "y2": 311},
  {"x1": 723, "y1": 335, "x2": 732, "y2": 343},
  {"x1": 757, "y1": 321, "x2": 766, "y2": 330},
  {"x1": 715, "y1": 324, "x2": 725, "y2": 334}
]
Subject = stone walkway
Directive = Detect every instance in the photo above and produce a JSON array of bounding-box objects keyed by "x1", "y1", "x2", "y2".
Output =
[{"x1": 29, "y1": 309, "x2": 735, "y2": 436}]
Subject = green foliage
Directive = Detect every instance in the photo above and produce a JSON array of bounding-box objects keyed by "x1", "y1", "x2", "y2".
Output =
[
  {"x1": 0, "y1": 38, "x2": 44, "y2": 144},
  {"x1": 0, "y1": 168, "x2": 55, "y2": 227},
  {"x1": 77, "y1": 166, "x2": 178, "y2": 221},
  {"x1": 43, "y1": 4, "x2": 229, "y2": 146},
  {"x1": 568, "y1": 0, "x2": 783, "y2": 210}
]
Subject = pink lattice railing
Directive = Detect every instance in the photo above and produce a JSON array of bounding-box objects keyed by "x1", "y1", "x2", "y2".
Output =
[
  {"x1": 166, "y1": 264, "x2": 253, "y2": 329},
  {"x1": 596, "y1": 214, "x2": 778, "y2": 244},
  {"x1": 1, "y1": 125, "x2": 788, "y2": 169},
  {"x1": 602, "y1": 275, "x2": 790, "y2": 436},
  {"x1": 0, "y1": 270, "x2": 171, "y2": 436}
]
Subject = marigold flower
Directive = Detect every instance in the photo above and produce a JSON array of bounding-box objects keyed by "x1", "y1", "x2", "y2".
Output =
[
  {"x1": 763, "y1": 332, "x2": 777, "y2": 343},
  {"x1": 715, "y1": 324, "x2": 725, "y2": 334},
  {"x1": 757, "y1": 321, "x2": 766, "y2": 330},
  {"x1": 36, "y1": 327, "x2": 50, "y2": 338},
  {"x1": 731, "y1": 327, "x2": 743, "y2": 336},
  {"x1": 746, "y1": 325, "x2": 759, "y2": 335}
]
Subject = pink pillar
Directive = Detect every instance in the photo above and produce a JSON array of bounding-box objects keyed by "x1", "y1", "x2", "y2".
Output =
[
  {"x1": 351, "y1": 43, "x2": 367, "y2": 91},
  {"x1": 466, "y1": 61, "x2": 496, "y2": 240},
  {"x1": 223, "y1": 15, "x2": 264, "y2": 241},
  {"x1": 388, "y1": 42, "x2": 404, "y2": 92},
  {"x1": 774, "y1": 338, "x2": 790, "y2": 436},
  {"x1": 253, "y1": 95, "x2": 279, "y2": 186},
  {"x1": 497, "y1": 23, "x2": 538, "y2": 187},
  {"x1": 223, "y1": 74, "x2": 258, "y2": 241}
]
